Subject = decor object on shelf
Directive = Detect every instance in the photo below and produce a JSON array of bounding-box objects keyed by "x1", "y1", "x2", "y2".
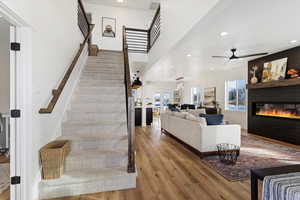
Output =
[
  {"x1": 217, "y1": 143, "x2": 240, "y2": 165},
  {"x1": 203, "y1": 87, "x2": 216, "y2": 108},
  {"x1": 102, "y1": 17, "x2": 116, "y2": 38},
  {"x1": 287, "y1": 68, "x2": 300, "y2": 79},
  {"x1": 250, "y1": 65, "x2": 259, "y2": 84},
  {"x1": 262, "y1": 58, "x2": 288, "y2": 82},
  {"x1": 212, "y1": 48, "x2": 268, "y2": 60},
  {"x1": 40, "y1": 140, "x2": 70, "y2": 179}
]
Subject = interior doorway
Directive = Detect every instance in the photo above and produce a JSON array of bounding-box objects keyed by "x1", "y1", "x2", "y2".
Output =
[
  {"x1": 0, "y1": 15, "x2": 13, "y2": 200},
  {"x1": 0, "y1": 4, "x2": 32, "y2": 199}
]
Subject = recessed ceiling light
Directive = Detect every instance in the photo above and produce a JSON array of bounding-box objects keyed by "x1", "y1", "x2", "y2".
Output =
[
  {"x1": 290, "y1": 40, "x2": 298, "y2": 44},
  {"x1": 187, "y1": 54, "x2": 192, "y2": 57},
  {"x1": 220, "y1": 32, "x2": 228, "y2": 37},
  {"x1": 117, "y1": 0, "x2": 124, "y2": 3}
]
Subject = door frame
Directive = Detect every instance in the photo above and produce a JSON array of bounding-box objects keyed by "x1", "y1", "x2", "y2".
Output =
[{"x1": 0, "y1": 2, "x2": 32, "y2": 200}]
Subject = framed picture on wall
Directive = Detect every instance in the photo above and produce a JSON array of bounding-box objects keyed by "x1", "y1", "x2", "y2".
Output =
[
  {"x1": 203, "y1": 87, "x2": 216, "y2": 108},
  {"x1": 102, "y1": 17, "x2": 116, "y2": 38}
]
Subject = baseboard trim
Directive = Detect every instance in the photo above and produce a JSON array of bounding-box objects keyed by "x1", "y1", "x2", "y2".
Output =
[{"x1": 161, "y1": 128, "x2": 218, "y2": 158}]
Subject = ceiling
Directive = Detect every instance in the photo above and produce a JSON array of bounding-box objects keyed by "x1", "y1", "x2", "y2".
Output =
[
  {"x1": 84, "y1": 0, "x2": 159, "y2": 10},
  {"x1": 144, "y1": 0, "x2": 300, "y2": 82}
]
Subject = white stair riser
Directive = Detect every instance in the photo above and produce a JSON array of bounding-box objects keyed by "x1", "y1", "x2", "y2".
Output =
[
  {"x1": 71, "y1": 98, "x2": 125, "y2": 105},
  {"x1": 62, "y1": 125, "x2": 127, "y2": 136},
  {"x1": 65, "y1": 154, "x2": 127, "y2": 171},
  {"x1": 81, "y1": 74, "x2": 123, "y2": 79},
  {"x1": 72, "y1": 94, "x2": 125, "y2": 103},
  {"x1": 78, "y1": 81, "x2": 124, "y2": 87},
  {"x1": 75, "y1": 87, "x2": 124, "y2": 95},
  {"x1": 71, "y1": 104, "x2": 125, "y2": 113},
  {"x1": 67, "y1": 112, "x2": 126, "y2": 122},
  {"x1": 39, "y1": 175, "x2": 136, "y2": 199},
  {"x1": 80, "y1": 76, "x2": 123, "y2": 81},
  {"x1": 83, "y1": 70, "x2": 124, "y2": 74},
  {"x1": 70, "y1": 138, "x2": 127, "y2": 151}
]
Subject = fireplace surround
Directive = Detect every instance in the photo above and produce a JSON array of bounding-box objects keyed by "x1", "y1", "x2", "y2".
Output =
[{"x1": 248, "y1": 46, "x2": 300, "y2": 145}]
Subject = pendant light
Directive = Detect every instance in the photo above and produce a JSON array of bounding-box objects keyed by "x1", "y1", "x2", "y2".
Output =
[{"x1": 132, "y1": 71, "x2": 142, "y2": 89}]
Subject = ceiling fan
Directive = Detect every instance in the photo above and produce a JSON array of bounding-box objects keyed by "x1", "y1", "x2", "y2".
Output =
[{"x1": 212, "y1": 48, "x2": 268, "y2": 60}]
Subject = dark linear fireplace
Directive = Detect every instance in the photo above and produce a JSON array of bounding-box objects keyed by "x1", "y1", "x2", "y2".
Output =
[
  {"x1": 254, "y1": 103, "x2": 300, "y2": 120},
  {"x1": 248, "y1": 46, "x2": 300, "y2": 145}
]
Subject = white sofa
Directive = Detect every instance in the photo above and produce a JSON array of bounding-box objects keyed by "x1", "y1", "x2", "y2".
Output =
[{"x1": 160, "y1": 111, "x2": 241, "y2": 155}]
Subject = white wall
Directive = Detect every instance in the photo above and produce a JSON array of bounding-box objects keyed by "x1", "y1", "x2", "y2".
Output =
[
  {"x1": 183, "y1": 66, "x2": 248, "y2": 129},
  {"x1": 0, "y1": 18, "x2": 10, "y2": 113},
  {"x1": 1, "y1": 0, "x2": 83, "y2": 199},
  {"x1": 148, "y1": 0, "x2": 220, "y2": 66},
  {"x1": 85, "y1": 3, "x2": 154, "y2": 51}
]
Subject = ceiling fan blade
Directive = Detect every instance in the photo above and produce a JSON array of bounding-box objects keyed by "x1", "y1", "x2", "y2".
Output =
[
  {"x1": 237, "y1": 53, "x2": 268, "y2": 58},
  {"x1": 212, "y1": 56, "x2": 229, "y2": 59}
]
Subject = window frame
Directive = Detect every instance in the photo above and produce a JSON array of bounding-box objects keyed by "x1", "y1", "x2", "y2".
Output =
[{"x1": 225, "y1": 80, "x2": 247, "y2": 112}]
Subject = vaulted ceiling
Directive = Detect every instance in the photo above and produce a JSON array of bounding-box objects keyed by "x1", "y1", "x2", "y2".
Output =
[{"x1": 144, "y1": 0, "x2": 300, "y2": 82}]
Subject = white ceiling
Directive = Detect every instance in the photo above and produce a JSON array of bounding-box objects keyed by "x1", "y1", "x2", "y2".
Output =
[
  {"x1": 84, "y1": 0, "x2": 159, "y2": 10},
  {"x1": 145, "y1": 0, "x2": 300, "y2": 82}
]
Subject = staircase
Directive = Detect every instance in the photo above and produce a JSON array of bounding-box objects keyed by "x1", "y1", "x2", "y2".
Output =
[{"x1": 39, "y1": 50, "x2": 137, "y2": 199}]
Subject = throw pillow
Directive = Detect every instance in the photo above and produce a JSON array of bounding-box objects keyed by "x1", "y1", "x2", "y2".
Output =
[
  {"x1": 185, "y1": 113, "x2": 207, "y2": 127},
  {"x1": 199, "y1": 114, "x2": 224, "y2": 125}
]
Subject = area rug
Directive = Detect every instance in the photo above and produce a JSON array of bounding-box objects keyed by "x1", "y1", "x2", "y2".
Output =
[
  {"x1": 203, "y1": 135, "x2": 300, "y2": 181},
  {"x1": 0, "y1": 163, "x2": 9, "y2": 194}
]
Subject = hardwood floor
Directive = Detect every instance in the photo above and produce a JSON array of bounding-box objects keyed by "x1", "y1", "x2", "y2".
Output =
[
  {"x1": 0, "y1": 156, "x2": 9, "y2": 164},
  {"x1": 48, "y1": 119, "x2": 259, "y2": 200},
  {"x1": 0, "y1": 188, "x2": 9, "y2": 200},
  {"x1": 0, "y1": 155, "x2": 9, "y2": 200}
]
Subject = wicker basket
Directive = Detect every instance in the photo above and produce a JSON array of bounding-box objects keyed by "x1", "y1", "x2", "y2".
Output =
[{"x1": 40, "y1": 140, "x2": 70, "y2": 179}]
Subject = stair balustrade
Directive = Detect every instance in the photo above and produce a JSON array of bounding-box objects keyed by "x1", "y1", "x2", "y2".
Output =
[{"x1": 124, "y1": 5, "x2": 160, "y2": 53}]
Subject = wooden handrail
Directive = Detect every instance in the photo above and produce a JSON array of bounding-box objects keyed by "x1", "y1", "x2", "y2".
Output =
[{"x1": 39, "y1": 24, "x2": 94, "y2": 114}]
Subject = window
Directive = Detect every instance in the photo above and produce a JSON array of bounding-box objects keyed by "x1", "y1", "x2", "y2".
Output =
[
  {"x1": 191, "y1": 87, "x2": 202, "y2": 106},
  {"x1": 154, "y1": 93, "x2": 161, "y2": 107},
  {"x1": 225, "y1": 80, "x2": 246, "y2": 111},
  {"x1": 162, "y1": 93, "x2": 171, "y2": 106}
]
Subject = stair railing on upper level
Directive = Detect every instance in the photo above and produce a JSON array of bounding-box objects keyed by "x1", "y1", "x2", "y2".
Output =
[
  {"x1": 123, "y1": 26, "x2": 136, "y2": 173},
  {"x1": 124, "y1": 5, "x2": 160, "y2": 53},
  {"x1": 39, "y1": 0, "x2": 94, "y2": 114}
]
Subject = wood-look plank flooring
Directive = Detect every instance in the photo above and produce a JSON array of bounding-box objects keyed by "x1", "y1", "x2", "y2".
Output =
[
  {"x1": 0, "y1": 156, "x2": 9, "y2": 164},
  {"x1": 0, "y1": 155, "x2": 9, "y2": 200},
  {"x1": 48, "y1": 119, "x2": 258, "y2": 200},
  {"x1": 0, "y1": 188, "x2": 9, "y2": 200}
]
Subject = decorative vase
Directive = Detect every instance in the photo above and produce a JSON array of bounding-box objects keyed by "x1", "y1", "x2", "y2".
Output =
[
  {"x1": 251, "y1": 76, "x2": 258, "y2": 84},
  {"x1": 250, "y1": 65, "x2": 259, "y2": 84}
]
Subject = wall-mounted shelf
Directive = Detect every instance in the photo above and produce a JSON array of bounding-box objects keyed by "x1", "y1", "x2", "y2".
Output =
[{"x1": 247, "y1": 78, "x2": 300, "y2": 89}]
